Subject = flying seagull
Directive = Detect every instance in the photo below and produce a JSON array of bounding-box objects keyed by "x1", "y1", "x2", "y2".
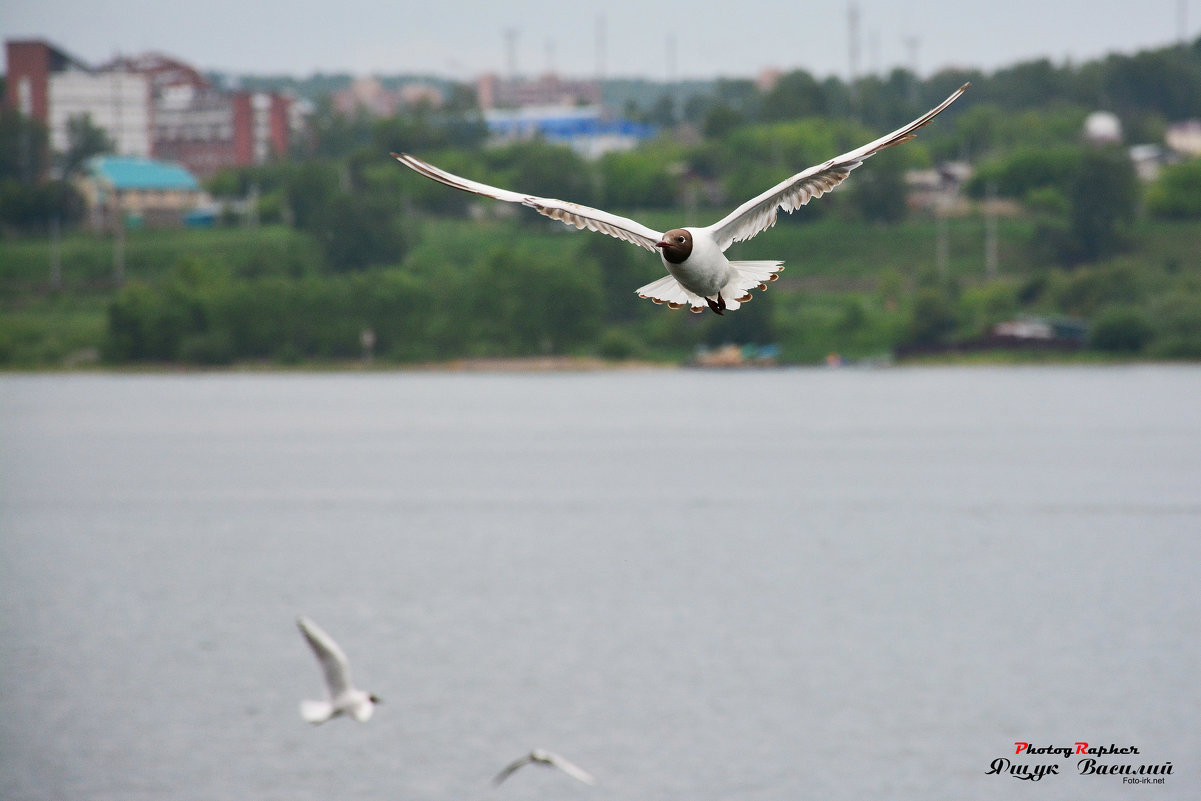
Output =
[
  {"x1": 492, "y1": 749, "x2": 597, "y2": 787},
  {"x1": 393, "y1": 83, "x2": 968, "y2": 315},
  {"x1": 296, "y1": 615, "x2": 381, "y2": 724}
]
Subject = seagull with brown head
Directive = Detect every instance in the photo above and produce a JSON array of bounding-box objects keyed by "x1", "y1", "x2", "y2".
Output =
[{"x1": 394, "y1": 83, "x2": 968, "y2": 315}]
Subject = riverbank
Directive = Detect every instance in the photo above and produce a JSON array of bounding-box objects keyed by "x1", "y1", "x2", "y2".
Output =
[{"x1": 5, "y1": 217, "x2": 1201, "y2": 369}]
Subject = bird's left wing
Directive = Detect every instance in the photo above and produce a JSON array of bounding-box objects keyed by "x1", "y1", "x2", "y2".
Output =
[
  {"x1": 393, "y1": 153, "x2": 663, "y2": 252},
  {"x1": 706, "y1": 83, "x2": 969, "y2": 251},
  {"x1": 297, "y1": 616, "x2": 352, "y2": 697},
  {"x1": 492, "y1": 754, "x2": 534, "y2": 785}
]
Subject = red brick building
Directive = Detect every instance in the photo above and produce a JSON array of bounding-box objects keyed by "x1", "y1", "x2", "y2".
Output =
[
  {"x1": 154, "y1": 85, "x2": 293, "y2": 177},
  {"x1": 4, "y1": 39, "x2": 298, "y2": 179},
  {"x1": 4, "y1": 39, "x2": 73, "y2": 122}
]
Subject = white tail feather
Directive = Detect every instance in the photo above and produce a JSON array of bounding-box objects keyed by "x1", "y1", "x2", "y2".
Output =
[
  {"x1": 300, "y1": 699, "x2": 335, "y2": 724},
  {"x1": 718, "y1": 261, "x2": 784, "y2": 309},
  {"x1": 635, "y1": 275, "x2": 707, "y2": 312},
  {"x1": 637, "y1": 261, "x2": 783, "y2": 312},
  {"x1": 729, "y1": 260, "x2": 784, "y2": 286}
]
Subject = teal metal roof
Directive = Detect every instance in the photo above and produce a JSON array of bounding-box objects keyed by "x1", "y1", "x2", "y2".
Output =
[{"x1": 87, "y1": 156, "x2": 199, "y2": 191}]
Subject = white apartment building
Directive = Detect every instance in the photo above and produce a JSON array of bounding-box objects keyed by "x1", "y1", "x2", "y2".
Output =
[{"x1": 47, "y1": 68, "x2": 153, "y2": 157}]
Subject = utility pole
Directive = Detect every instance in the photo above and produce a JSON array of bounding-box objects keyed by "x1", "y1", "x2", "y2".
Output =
[
  {"x1": 904, "y1": 35, "x2": 921, "y2": 104},
  {"x1": 50, "y1": 214, "x2": 62, "y2": 290},
  {"x1": 247, "y1": 183, "x2": 260, "y2": 228},
  {"x1": 936, "y1": 211, "x2": 949, "y2": 279},
  {"x1": 935, "y1": 189, "x2": 950, "y2": 279},
  {"x1": 848, "y1": 3, "x2": 860, "y2": 83},
  {"x1": 505, "y1": 29, "x2": 519, "y2": 81},
  {"x1": 114, "y1": 217, "x2": 125, "y2": 285},
  {"x1": 595, "y1": 14, "x2": 606, "y2": 82},
  {"x1": 904, "y1": 35, "x2": 920, "y2": 75},
  {"x1": 848, "y1": 3, "x2": 861, "y2": 116},
  {"x1": 984, "y1": 182, "x2": 999, "y2": 278},
  {"x1": 110, "y1": 186, "x2": 125, "y2": 286},
  {"x1": 666, "y1": 33, "x2": 677, "y2": 85},
  {"x1": 665, "y1": 33, "x2": 679, "y2": 124}
]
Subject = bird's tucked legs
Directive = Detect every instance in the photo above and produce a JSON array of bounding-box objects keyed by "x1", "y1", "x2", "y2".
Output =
[{"x1": 706, "y1": 294, "x2": 726, "y2": 315}]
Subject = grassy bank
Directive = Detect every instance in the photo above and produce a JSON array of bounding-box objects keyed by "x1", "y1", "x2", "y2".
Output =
[{"x1": 3, "y1": 214, "x2": 1201, "y2": 368}]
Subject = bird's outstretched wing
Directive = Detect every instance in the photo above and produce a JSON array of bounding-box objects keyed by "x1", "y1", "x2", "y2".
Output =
[
  {"x1": 393, "y1": 153, "x2": 663, "y2": 252},
  {"x1": 297, "y1": 616, "x2": 352, "y2": 698},
  {"x1": 492, "y1": 754, "x2": 535, "y2": 786},
  {"x1": 706, "y1": 82, "x2": 970, "y2": 251},
  {"x1": 492, "y1": 750, "x2": 596, "y2": 787},
  {"x1": 543, "y1": 752, "x2": 596, "y2": 785}
]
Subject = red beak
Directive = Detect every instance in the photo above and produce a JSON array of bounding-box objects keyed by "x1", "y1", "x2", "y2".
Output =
[{"x1": 655, "y1": 241, "x2": 667, "y2": 249}]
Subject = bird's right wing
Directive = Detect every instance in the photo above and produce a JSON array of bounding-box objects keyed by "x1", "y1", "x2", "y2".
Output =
[
  {"x1": 393, "y1": 153, "x2": 664, "y2": 252},
  {"x1": 297, "y1": 616, "x2": 352, "y2": 697},
  {"x1": 546, "y1": 752, "x2": 597, "y2": 785},
  {"x1": 492, "y1": 754, "x2": 534, "y2": 785}
]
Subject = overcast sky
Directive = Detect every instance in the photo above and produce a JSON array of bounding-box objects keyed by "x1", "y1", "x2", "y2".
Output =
[{"x1": 2, "y1": 0, "x2": 1196, "y2": 82}]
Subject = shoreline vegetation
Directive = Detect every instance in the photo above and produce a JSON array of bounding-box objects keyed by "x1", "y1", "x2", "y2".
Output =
[
  {"x1": 3, "y1": 213, "x2": 1200, "y2": 371},
  {"x1": 0, "y1": 349, "x2": 1178, "y2": 375}
]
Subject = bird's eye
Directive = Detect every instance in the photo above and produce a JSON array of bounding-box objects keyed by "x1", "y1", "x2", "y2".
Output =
[{"x1": 676, "y1": 236, "x2": 685, "y2": 242}]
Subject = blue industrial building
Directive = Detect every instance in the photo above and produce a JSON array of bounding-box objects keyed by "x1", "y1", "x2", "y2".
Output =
[{"x1": 483, "y1": 106, "x2": 656, "y2": 158}]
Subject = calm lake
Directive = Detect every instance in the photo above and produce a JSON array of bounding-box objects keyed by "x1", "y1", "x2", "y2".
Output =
[{"x1": 2, "y1": 367, "x2": 1199, "y2": 801}]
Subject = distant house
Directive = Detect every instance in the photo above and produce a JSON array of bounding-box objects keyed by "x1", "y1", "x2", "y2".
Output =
[
  {"x1": 1165, "y1": 120, "x2": 1201, "y2": 157},
  {"x1": 476, "y1": 73, "x2": 601, "y2": 109},
  {"x1": 4, "y1": 39, "x2": 300, "y2": 179},
  {"x1": 905, "y1": 160, "x2": 974, "y2": 212},
  {"x1": 330, "y1": 76, "x2": 445, "y2": 117},
  {"x1": 1129, "y1": 143, "x2": 1169, "y2": 182},
  {"x1": 77, "y1": 155, "x2": 203, "y2": 229}
]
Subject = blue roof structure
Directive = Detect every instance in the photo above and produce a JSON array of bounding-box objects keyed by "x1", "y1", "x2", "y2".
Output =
[
  {"x1": 487, "y1": 114, "x2": 655, "y2": 141},
  {"x1": 87, "y1": 156, "x2": 199, "y2": 191},
  {"x1": 483, "y1": 106, "x2": 656, "y2": 150}
]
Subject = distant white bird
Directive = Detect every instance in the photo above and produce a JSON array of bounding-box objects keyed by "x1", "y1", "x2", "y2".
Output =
[
  {"x1": 393, "y1": 83, "x2": 968, "y2": 315},
  {"x1": 492, "y1": 749, "x2": 596, "y2": 787},
  {"x1": 296, "y1": 615, "x2": 381, "y2": 724}
]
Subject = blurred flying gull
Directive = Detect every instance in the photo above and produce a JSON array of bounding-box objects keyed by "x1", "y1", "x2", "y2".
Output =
[
  {"x1": 493, "y1": 749, "x2": 596, "y2": 787},
  {"x1": 393, "y1": 83, "x2": 967, "y2": 315},
  {"x1": 296, "y1": 615, "x2": 381, "y2": 724}
]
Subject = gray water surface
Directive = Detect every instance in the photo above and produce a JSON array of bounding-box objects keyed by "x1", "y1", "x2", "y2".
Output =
[{"x1": 2, "y1": 367, "x2": 1198, "y2": 801}]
